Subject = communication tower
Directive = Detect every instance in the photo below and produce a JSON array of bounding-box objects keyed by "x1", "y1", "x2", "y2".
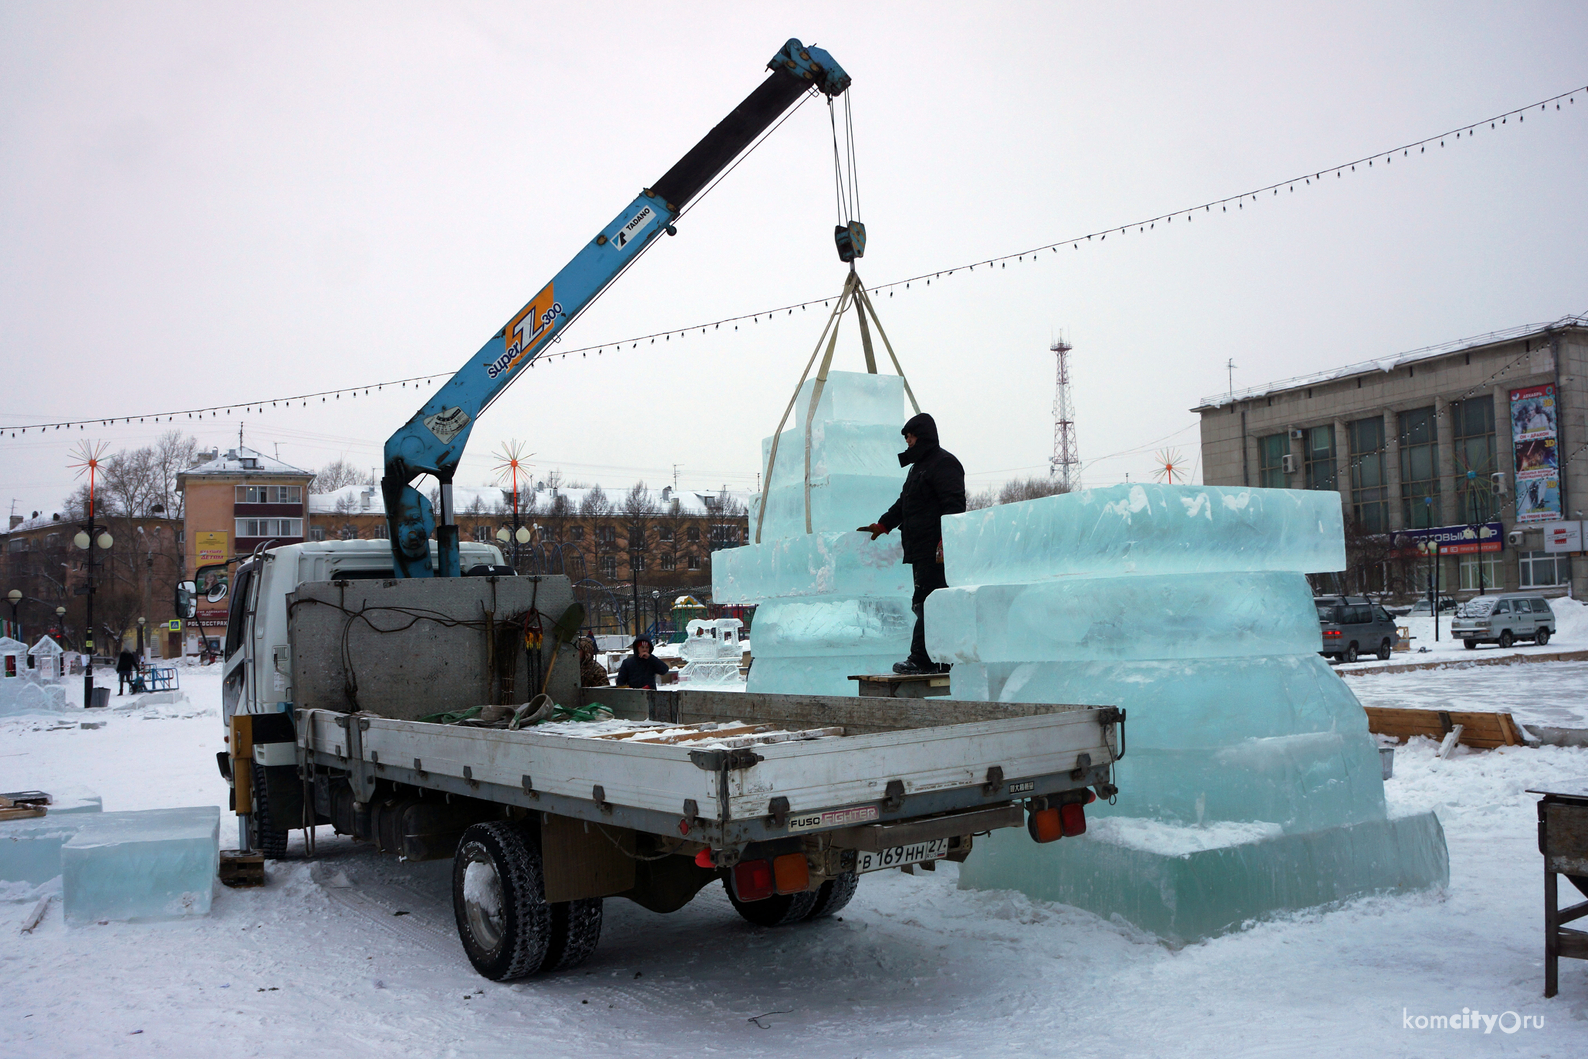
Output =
[{"x1": 1050, "y1": 336, "x2": 1080, "y2": 490}]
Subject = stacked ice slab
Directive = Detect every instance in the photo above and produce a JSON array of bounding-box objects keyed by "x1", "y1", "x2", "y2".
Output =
[
  {"x1": 933, "y1": 484, "x2": 1448, "y2": 943},
  {"x1": 61, "y1": 806, "x2": 220, "y2": 924},
  {"x1": 0, "y1": 786, "x2": 103, "y2": 888},
  {"x1": 717, "y1": 371, "x2": 911, "y2": 695}
]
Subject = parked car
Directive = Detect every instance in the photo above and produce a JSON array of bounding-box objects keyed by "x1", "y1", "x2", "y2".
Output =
[
  {"x1": 1315, "y1": 595, "x2": 1400, "y2": 663},
  {"x1": 1405, "y1": 595, "x2": 1457, "y2": 616},
  {"x1": 1450, "y1": 594, "x2": 1557, "y2": 649}
]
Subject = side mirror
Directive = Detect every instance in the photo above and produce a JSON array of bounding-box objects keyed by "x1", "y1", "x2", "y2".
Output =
[
  {"x1": 206, "y1": 580, "x2": 229, "y2": 604},
  {"x1": 174, "y1": 581, "x2": 197, "y2": 620}
]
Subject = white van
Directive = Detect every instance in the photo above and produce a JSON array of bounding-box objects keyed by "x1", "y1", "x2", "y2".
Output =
[{"x1": 1450, "y1": 594, "x2": 1557, "y2": 649}]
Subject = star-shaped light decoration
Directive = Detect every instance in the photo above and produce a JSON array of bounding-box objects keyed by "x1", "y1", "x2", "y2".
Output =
[
  {"x1": 1153, "y1": 447, "x2": 1187, "y2": 485},
  {"x1": 68, "y1": 440, "x2": 111, "y2": 518}
]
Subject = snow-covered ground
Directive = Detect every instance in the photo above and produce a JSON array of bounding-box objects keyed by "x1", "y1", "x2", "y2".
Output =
[{"x1": 4, "y1": 663, "x2": 1587, "y2": 1057}]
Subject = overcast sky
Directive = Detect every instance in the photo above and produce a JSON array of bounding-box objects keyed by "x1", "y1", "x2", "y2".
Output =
[{"x1": 3, "y1": 1, "x2": 1585, "y2": 521}]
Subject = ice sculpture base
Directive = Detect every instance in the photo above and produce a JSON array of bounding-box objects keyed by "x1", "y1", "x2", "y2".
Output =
[
  {"x1": 957, "y1": 810, "x2": 1448, "y2": 945},
  {"x1": 62, "y1": 806, "x2": 220, "y2": 924}
]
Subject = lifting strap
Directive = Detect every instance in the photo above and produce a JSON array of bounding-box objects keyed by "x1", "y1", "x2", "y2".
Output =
[{"x1": 753, "y1": 269, "x2": 921, "y2": 544}]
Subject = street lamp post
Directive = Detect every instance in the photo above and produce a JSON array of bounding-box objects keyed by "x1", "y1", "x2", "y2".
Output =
[
  {"x1": 137, "y1": 616, "x2": 147, "y2": 659},
  {"x1": 74, "y1": 520, "x2": 114, "y2": 707},
  {"x1": 652, "y1": 589, "x2": 661, "y2": 642},
  {"x1": 55, "y1": 606, "x2": 66, "y2": 644},
  {"x1": 630, "y1": 552, "x2": 642, "y2": 640},
  {"x1": 1417, "y1": 540, "x2": 1442, "y2": 641},
  {"x1": 6, "y1": 589, "x2": 20, "y2": 641}
]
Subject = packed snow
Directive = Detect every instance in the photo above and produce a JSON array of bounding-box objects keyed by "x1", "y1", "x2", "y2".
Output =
[{"x1": 3, "y1": 660, "x2": 1586, "y2": 1056}]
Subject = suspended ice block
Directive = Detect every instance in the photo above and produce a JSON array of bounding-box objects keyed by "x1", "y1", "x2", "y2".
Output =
[
  {"x1": 782, "y1": 371, "x2": 906, "y2": 431},
  {"x1": 714, "y1": 531, "x2": 911, "y2": 603},
  {"x1": 61, "y1": 806, "x2": 219, "y2": 924},
  {"x1": 942, "y1": 484, "x2": 1345, "y2": 586},
  {"x1": 749, "y1": 597, "x2": 913, "y2": 658},
  {"x1": 761, "y1": 421, "x2": 906, "y2": 487},
  {"x1": 925, "y1": 571, "x2": 1322, "y2": 663},
  {"x1": 958, "y1": 810, "x2": 1449, "y2": 945},
  {"x1": 756, "y1": 475, "x2": 910, "y2": 546}
]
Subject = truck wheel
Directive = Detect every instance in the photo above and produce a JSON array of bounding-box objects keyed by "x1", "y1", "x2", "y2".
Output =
[
  {"x1": 1536, "y1": 627, "x2": 1551, "y2": 647},
  {"x1": 249, "y1": 762, "x2": 290, "y2": 859},
  {"x1": 804, "y1": 871, "x2": 858, "y2": 920},
  {"x1": 1499, "y1": 630, "x2": 1514, "y2": 649},
  {"x1": 1343, "y1": 643, "x2": 1358, "y2": 664},
  {"x1": 1377, "y1": 639, "x2": 1392, "y2": 661},
  {"x1": 726, "y1": 884, "x2": 819, "y2": 927},
  {"x1": 452, "y1": 822, "x2": 552, "y2": 981},
  {"x1": 542, "y1": 898, "x2": 603, "y2": 972}
]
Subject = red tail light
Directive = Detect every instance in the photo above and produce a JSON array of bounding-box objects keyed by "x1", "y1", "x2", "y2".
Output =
[
  {"x1": 1323, "y1": 630, "x2": 1341, "y2": 638},
  {"x1": 731, "y1": 859, "x2": 775, "y2": 902},
  {"x1": 1059, "y1": 802, "x2": 1087, "y2": 837},
  {"x1": 694, "y1": 848, "x2": 714, "y2": 868}
]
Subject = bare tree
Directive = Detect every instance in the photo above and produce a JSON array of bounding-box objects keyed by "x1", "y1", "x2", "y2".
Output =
[
  {"x1": 579, "y1": 485, "x2": 612, "y2": 518},
  {"x1": 623, "y1": 481, "x2": 657, "y2": 518},
  {"x1": 311, "y1": 458, "x2": 375, "y2": 493},
  {"x1": 996, "y1": 476, "x2": 1070, "y2": 505}
]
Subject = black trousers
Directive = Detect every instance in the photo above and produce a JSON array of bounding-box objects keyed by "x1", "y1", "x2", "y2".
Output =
[{"x1": 909, "y1": 561, "x2": 948, "y2": 665}]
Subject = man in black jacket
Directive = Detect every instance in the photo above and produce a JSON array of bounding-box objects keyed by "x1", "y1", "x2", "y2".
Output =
[{"x1": 858, "y1": 412, "x2": 966, "y2": 674}]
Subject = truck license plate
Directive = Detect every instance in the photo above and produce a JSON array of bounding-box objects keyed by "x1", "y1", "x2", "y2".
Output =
[{"x1": 855, "y1": 838, "x2": 949, "y2": 873}]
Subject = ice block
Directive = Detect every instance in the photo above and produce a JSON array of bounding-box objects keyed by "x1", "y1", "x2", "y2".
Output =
[
  {"x1": 61, "y1": 806, "x2": 220, "y2": 924},
  {"x1": 926, "y1": 571, "x2": 1322, "y2": 663},
  {"x1": 715, "y1": 530, "x2": 911, "y2": 603},
  {"x1": 749, "y1": 597, "x2": 913, "y2": 658},
  {"x1": 942, "y1": 483, "x2": 1345, "y2": 586},
  {"x1": 0, "y1": 787, "x2": 104, "y2": 885}
]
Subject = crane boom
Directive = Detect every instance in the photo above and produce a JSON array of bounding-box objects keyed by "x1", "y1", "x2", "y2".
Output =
[{"x1": 381, "y1": 39, "x2": 849, "y2": 578}]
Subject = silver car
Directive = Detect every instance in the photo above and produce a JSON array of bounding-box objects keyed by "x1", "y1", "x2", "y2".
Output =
[{"x1": 1450, "y1": 594, "x2": 1557, "y2": 649}]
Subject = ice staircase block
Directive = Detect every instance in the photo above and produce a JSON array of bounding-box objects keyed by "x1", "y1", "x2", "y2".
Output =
[
  {"x1": 61, "y1": 806, "x2": 219, "y2": 924},
  {"x1": 762, "y1": 421, "x2": 907, "y2": 487},
  {"x1": 0, "y1": 787, "x2": 104, "y2": 886},
  {"x1": 942, "y1": 484, "x2": 1345, "y2": 585},
  {"x1": 780, "y1": 371, "x2": 906, "y2": 431},
  {"x1": 715, "y1": 531, "x2": 910, "y2": 603},
  {"x1": 957, "y1": 811, "x2": 1449, "y2": 945},
  {"x1": 926, "y1": 572, "x2": 1322, "y2": 662}
]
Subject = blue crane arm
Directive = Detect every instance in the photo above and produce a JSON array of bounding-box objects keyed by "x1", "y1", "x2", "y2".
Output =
[{"x1": 382, "y1": 38, "x2": 849, "y2": 578}]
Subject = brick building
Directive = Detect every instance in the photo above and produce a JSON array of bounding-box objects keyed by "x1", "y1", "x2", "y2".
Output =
[{"x1": 1195, "y1": 316, "x2": 1587, "y2": 599}]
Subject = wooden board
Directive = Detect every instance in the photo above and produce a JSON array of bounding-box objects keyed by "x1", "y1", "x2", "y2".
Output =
[
  {"x1": 1362, "y1": 706, "x2": 1526, "y2": 749},
  {"x1": 218, "y1": 850, "x2": 266, "y2": 888}
]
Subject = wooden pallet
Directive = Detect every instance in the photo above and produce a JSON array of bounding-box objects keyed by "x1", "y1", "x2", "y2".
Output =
[
  {"x1": 1362, "y1": 706, "x2": 1528, "y2": 749},
  {"x1": 218, "y1": 850, "x2": 266, "y2": 888}
]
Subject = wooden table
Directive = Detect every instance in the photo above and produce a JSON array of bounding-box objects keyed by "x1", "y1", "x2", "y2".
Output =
[
  {"x1": 848, "y1": 672, "x2": 951, "y2": 699},
  {"x1": 1527, "y1": 778, "x2": 1588, "y2": 997}
]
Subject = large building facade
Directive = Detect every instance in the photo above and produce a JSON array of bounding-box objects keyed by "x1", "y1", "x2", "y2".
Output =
[{"x1": 1196, "y1": 317, "x2": 1586, "y2": 599}]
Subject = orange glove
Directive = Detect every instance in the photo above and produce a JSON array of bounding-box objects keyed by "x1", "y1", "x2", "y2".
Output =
[{"x1": 857, "y1": 523, "x2": 888, "y2": 540}]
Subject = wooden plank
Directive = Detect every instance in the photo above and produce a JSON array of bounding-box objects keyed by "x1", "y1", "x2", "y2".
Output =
[
  {"x1": 0, "y1": 805, "x2": 46, "y2": 821},
  {"x1": 218, "y1": 850, "x2": 266, "y2": 888},
  {"x1": 1362, "y1": 706, "x2": 1524, "y2": 749},
  {"x1": 628, "y1": 723, "x2": 770, "y2": 745}
]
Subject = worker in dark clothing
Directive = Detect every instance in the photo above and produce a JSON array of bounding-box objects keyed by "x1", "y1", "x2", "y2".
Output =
[
  {"x1": 858, "y1": 412, "x2": 966, "y2": 675},
  {"x1": 115, "y1": 649, "x2": 138, "y2": 695},
  {"x1": 615, "y1": 636, "x2": 674, "y2": 689},
  {"x1": 578, "y1": 636, "x2": 611, "y2": 688}
]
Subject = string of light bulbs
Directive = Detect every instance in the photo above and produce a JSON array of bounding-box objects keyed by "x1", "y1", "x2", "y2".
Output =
[{"x1": 3, "y1": 82, "x2": 1581, "y2": 441}]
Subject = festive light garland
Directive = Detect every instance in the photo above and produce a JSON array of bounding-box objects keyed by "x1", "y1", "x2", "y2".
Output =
[{"x1": 2, "y1": 84, "x2": 1581, "y2": 443}]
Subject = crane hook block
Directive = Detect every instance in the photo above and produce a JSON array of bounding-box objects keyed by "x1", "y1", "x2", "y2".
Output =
[{"x1": 835, "y1": 220, "x2": 866, "y2": 262}]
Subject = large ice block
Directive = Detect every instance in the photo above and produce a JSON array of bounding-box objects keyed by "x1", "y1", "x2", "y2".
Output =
[
  {"x1": 942, "y1": 484, "x2": 1345, "y2": 586},
  {"x1": 958, "y1": 811, "x2": 1449, "y2": 946},
  {"x1": 749, "y1": 597, "x2": 913, "y2": 658},
  {"x1": 61, "y1": 806, "x2": 219, "y2": 924},
  {"x1": 926, "y1": 572, "x2": 1322, "y2": 662},
  {"x1": 714, "y1": 531, "x2": 910, "y2": 603}
]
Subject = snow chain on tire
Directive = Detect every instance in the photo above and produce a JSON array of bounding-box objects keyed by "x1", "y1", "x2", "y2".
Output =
[{"x1": 250, "y1": 761, "x2": 290, "y2": 859}]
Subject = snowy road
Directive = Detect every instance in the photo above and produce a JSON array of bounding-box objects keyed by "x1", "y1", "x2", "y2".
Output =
[{"x1": 4, "y1": 665, "x2": 1587, "y2": 1056}]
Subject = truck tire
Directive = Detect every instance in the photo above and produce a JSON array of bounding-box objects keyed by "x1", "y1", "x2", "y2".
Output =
[
  {"x1": 249, "y1": 761, "x2": 290, "y2": 859},
  {"x1": 804, "y1": 871, "x2": 858, "y2": 920},
  {"x1": 542, "y1": 898, "x2": 604, "y2": 972},
  {"x1": 452, "y1": 822, "x2": 552, "y2": 981},
  {"x1": 726, "y1": 884, "x2": 819, "y2": 927},
  {"x1": 1536, "y1": 627, "x2": 1551, "y2": 647}
]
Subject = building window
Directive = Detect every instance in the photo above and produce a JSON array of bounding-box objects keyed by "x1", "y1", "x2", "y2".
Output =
[
  {"x1": 373, "y1": 524, "x2": 388, "y2": 539},
  {"x1": 1398, "y1": 407, "x2": 1439, "y2": 529},
  {"x1": 310, "y1": 526, "x2": 326, "y2": 542},
  {"x1": 660, "y1": 554, "x2": 676, "y2": 571},
  {"x1": 630, "y1": 554, "x2": 644, "y2": 573},
  {"x1": 472, "y1": 525, "x2": 489, "y2": 542},
  {"x1": 1458, "y1": 553, "x2": 1502, "y2": 592},
  {"x1": 687, "y1": 554, "x2": 701, "y2": 571},
  {"x1": 1303, "y1": 425, "x2": 1335, "y2": 492},
  {"x1": 235, "y1": 518, "x2": 303, "y2": 538},
  {"x1": 1519, "y1": 549, "x2": 1570, "y2": 588},
  {"x1": 234, "y1": 485, "x2": 303, "y2": 504},
  {"x1": 708, "y1": 524, "x2": 738, "y2": 548},
  {"x1": 597, "y1": 524, "x2": 615, "y2": 543},
  {"x1": 686, "y1": 526, "x2": 700, "y2": 543},
  {"x1": 1348, "y1": 417, "x2": 1388, "y2": 533},
  {"x1": 600, "y1": 556, "x2": 617, "y2": 578},
  {"x1": 1450, "y1": 396, "x2": 1497, "y2": 524},
  {"x1": 658, "y1": 526, "x2": 674, "y2": 542},
  {"x1": 1258, "y1": 434, "x2": 1288, "y2": 489},
  {"x1": 570, "y1": 525, "x2": 584, "y2": 541}
]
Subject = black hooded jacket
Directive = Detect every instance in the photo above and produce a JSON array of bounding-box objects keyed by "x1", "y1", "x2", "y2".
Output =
[{"x1": 878, "y1": 413, "x2": 966, "y2": 564}]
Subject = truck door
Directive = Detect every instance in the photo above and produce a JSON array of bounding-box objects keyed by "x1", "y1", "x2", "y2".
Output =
[{"x1": 220, "y1": 563, "x2": 255, "y2": 722}]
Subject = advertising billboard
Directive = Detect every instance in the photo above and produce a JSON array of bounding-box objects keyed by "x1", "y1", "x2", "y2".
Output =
[
  {"x1": 196, "y1": 530, "x2": 228, "y2": 565},
  {"x1": 1509, "y1": 384, "x2": 1563, "y2": 523}
]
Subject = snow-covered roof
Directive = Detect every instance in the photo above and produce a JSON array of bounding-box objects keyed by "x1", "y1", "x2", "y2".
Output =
[
  {"x1": 180, "y1": 446, "x2": 312, "y2": 478},
  {"x1": 1194, "y1": 314, "x2": 1587, "y2": 411}
]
